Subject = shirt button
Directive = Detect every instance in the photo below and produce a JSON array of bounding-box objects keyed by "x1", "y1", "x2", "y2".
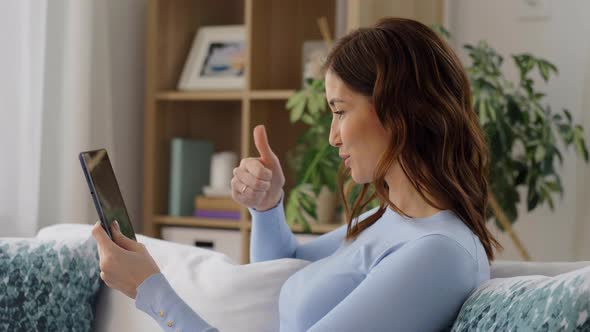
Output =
[
  {"x1": 159, "y1": 311, "x2": 165, "y2": 317},
  {"x1": 167, "y1": 320, "x2": 174, "y2": 327}
]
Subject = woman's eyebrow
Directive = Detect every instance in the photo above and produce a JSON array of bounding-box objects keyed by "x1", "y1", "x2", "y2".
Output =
[{"x1": 328, "y1": 98, "x2": 346, "y2": 107}]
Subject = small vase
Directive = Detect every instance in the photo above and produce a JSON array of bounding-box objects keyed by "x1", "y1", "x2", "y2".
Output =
[{"x1": 316, "y1": 186, "x2": 338, "y2": 224}]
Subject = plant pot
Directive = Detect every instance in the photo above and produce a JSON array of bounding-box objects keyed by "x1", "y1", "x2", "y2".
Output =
[{"x1": 316, "y1": 185, "x2": 338, "y2": 224}]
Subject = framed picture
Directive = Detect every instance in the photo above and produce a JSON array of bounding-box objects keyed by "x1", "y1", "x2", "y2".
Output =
[{"x1": 178, "y1": 25, "x2": 245, "y2": 90}]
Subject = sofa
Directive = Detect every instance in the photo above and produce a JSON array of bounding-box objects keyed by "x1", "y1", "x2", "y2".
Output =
[{"x1": 1, "y1": 224, "x2": 589, "y2": 331}]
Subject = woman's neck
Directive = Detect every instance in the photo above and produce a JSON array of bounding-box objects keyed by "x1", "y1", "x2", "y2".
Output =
[{"x1": 384, "y1": 162, "x2": 441, "y2": 218}]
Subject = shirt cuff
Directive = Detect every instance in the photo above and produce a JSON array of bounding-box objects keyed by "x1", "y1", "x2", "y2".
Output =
[
  {"x1": 248, "y1": 191, "x2": 299, "y2": 262},
  {"x1": 248, "y1": 190, "x2": 284, "y2": 215},
  {"x1": 135, "y1": 273, "x2": 218, "y2": 332}
]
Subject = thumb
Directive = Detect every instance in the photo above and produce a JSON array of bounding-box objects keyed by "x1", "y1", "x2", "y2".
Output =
[
  {"x1": 253, "y1": 125, "x2": 276, "y2": 167},
  {"x1": 92, "y1": 221, "x2": 115, "y2": 250},
  {"x1": 110, "y1": 220, "x2": 139, "y2": 251}
]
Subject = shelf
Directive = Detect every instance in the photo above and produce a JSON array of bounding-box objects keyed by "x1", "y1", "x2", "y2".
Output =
[
  {"x1": 154, "y1": 215, "x2": 242, "y2": 230},
  {"x1": 246, "y1": 221, "x2": 343, "y2": 235},
  {"x1": 156, "y1": 90, "x2": 245, "y2": 101},
  {"x1": 155, "y1": 89, "x2": 296, "y2": 101},
  {"x1": 249, "y1": 90, "x2": 295, "y2": 100}
]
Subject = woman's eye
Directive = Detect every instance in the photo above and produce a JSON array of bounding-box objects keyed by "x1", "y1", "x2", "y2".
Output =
[{"x1": 334, "y1": 111, "x2": 345, "y2": 119}]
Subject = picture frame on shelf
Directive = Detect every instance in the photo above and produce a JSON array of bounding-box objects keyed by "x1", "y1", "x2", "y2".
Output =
[{"x1": 178, "y1": 25, "x2": 246, "y2": 91}]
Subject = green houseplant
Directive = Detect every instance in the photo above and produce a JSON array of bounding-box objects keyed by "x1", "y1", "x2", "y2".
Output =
[
  {"x1": 284, "y1": 79, "x2": 341, "y2": 232},
  {"x1": 285, "y1": 28, "x2": 589, "y2": 257},
  {"x1": 433, "y1": 25, "x2": 589, "y2": 259}
]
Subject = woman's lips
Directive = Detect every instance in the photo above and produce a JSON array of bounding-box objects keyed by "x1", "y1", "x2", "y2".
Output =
[{"x1": 339, "y1": 154, "x2": 351, "y2": 167}]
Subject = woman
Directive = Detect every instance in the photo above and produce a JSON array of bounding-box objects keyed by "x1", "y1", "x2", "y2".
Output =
[{"x1": 92, "y1": 17, "x2": 502, "y2": 331}]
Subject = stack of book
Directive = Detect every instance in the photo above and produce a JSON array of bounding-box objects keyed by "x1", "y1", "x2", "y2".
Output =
[{"x1": 194, "y1": 195, "x2": 241, "y2": 220}]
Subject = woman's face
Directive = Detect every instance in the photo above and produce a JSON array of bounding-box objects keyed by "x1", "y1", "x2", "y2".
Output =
[{"x1": 325, "y1": 70, "x2": 391, "y2": 184}]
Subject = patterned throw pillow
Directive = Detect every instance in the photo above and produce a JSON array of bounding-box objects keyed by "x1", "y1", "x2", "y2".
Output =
[
  {"x1": 0, "y1": 236, "x2": 101, "y2": 331},
  {"x1": 451, "y1": 265, "x2": 590, "y2": 331}
]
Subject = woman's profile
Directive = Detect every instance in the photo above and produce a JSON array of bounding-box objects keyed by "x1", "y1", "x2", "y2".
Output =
[{"x1": 92, "y1": 17, "x2": 502, "y2": 332}]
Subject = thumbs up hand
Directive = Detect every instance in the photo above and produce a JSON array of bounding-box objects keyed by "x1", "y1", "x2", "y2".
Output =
[{"x1": 231, "y1": 125, "x2": 285, "y2": 211}]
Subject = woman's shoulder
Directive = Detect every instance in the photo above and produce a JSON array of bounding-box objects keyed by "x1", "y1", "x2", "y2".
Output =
[
  {"x1": 357, "y1": 208, "x2": 489, "y2": 277},
  {"x1": 379, "y1": 209, "x2": 482, "y2": 260},
  {"x1": 345, "y1": 207, "x2": 489, "y2": 263},
  {"x1": 416, "y1": 211, "x2": 489, "y2": 276}
]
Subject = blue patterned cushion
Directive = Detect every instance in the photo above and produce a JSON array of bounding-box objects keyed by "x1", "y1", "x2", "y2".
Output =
[
  {"x1": 451, "y1": 265, "x2": 590, "y2": 331},
  {"x1": 0, "y1": 236, "x2": 101, "y2": 331}
]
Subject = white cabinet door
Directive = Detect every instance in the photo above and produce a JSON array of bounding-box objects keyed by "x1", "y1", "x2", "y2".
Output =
[{"x1": 161, "y1": 227, "x2": 242, "y2": 263}]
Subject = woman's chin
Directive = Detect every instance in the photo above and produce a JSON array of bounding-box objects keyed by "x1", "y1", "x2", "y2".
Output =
[{"x1": 350, "y1": 170, "x2": 370, "y2": 184}]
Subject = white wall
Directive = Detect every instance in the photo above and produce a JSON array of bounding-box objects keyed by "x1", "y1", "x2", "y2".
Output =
[{"x1": 446, "y1": 0, "x2": 590, "y2": 261}]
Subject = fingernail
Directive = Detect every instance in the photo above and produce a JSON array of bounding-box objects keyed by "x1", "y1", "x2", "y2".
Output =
[{"x1": 114, "y1": 220, "x2": 120, "y2": 231}]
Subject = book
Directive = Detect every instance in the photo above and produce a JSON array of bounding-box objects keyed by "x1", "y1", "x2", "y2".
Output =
[
  {"x1": 194, "y1": 209, "x2": 241, "y2": 220},
  {"x1": 168, "y1": 138, "x2": 214, "y2": 216},
  {"x1": 195, "y1": 195, "x2": 241, "y2": 212}
]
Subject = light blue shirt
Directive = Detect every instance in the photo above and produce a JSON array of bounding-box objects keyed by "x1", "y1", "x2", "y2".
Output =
[{"x1": 136, "y1": 197, "x2": 490, "y2": 331}]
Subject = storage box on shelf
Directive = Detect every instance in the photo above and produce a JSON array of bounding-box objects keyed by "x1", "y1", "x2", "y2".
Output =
[{"x1": 160, "y1": 227, "x2": 243, "y2": 263}]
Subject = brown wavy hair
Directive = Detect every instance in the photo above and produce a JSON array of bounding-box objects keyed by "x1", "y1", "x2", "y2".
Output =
[{"x1": 324, "y1": 17, "x2": 502, "y2": 262}]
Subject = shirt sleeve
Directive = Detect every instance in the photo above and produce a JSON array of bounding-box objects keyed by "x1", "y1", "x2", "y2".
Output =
[
  {"x1": 135, "y1": 273, "x2": 218, "y2": 332},
  {"x1": 249, "y1": 192, "x2": 347, "y2": 263},
  {"x1": 306, "y1": 234, "x2": 478, "y2": 332}
]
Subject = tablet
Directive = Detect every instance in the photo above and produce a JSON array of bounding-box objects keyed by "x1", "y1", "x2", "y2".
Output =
[{"x1": 79, "y1": 149, "x2": 137, "y2": 241}]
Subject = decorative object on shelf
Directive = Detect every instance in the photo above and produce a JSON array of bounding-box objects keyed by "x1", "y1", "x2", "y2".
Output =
[
  {"x1": 178, "y1": 25, "x2": 245, "y2": 91},
  {"x1": 302, "y1": 40, "x2": 329, "y2": 88},
  {"x1": 194, "y1": 195, "x2": 241, "y2": 220},
  {"x1": 203, "y1": 151, "x2": 237, "y2": 197},
  {"x1": 195, "y1": 195, "x2": 241, "y2": 211},
  {"x1": 168, "y1": 138, "x2": 214, "y2": 216},
  {"x1": 194, "y1": 210, "x2": 241, "y2": 220},
  {"x1": 300, "y1": 17, "x2": 333, "y2": 88},
  {"x1": 316, "y1": 185, "x2": 339, "y2": 224}
]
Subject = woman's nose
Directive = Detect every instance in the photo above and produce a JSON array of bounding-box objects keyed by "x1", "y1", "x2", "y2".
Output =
[{"x1": 329, "y1": 123, "x2": 341, "y2": 148}]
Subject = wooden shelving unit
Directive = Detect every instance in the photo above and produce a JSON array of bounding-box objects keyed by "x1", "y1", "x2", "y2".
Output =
[{"x1": 143, "y1": 0, "x2": 340, "y2": 264}]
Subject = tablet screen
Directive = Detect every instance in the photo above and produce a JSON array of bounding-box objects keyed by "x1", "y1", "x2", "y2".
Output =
[{"x1": 80, "y1": 149, "x2": 136, "y2": 241}]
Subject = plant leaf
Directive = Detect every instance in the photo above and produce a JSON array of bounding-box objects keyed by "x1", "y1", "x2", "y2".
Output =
[
  {"x1": 286, "y1": 92, "x2": 305, "y2": 110},
  {"x1": 290, "y1": 101, "x2": 305, "y2": 123}
]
